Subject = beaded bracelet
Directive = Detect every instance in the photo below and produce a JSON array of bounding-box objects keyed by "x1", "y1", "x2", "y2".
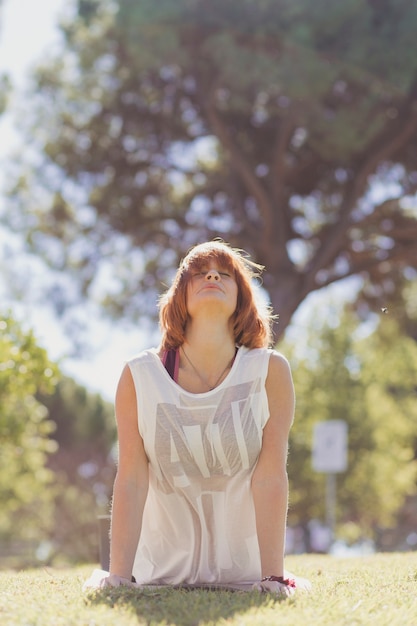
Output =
[{"x1": 261, "y1": 575, "x2": 296, "y2": 588}]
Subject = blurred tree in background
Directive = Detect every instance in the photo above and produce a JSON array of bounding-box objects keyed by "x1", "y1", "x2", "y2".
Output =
[
  {"x1": 0, "y1": 0, "x2": 11, "y2": 115},
  {"x1": 0, "y1": 72, "x2": 8, "y2": 115},
  {"x1": 285, "y1": 306, "x2": 417, "y2": 544},
  {"x1": 3, "y1": 0, "x2": 417, "y2": 336},
  {"x1": 0, "y1": 314, "x2": 58, "y2": 554},
  {"x1": 0, "y1": 313, "x2": 116, "y2": 567},
  {"x1": 40, "y1": 377, "x2": 116, "y2": 564}
]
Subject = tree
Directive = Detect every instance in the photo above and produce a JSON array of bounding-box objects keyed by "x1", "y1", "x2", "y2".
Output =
[
  {"x1": 284, "y1": 305, "x2": 417, "y2": 540},
  {"x1": 0, "y1": 72, "x2": 8, "y2": 116},
  {"x1": 39, "y1": 377, "x2": 117, "y2": 564},
  {"x1": 3, "y1": 0, "x2": 417, "y2": 335},
  {"x1": 0, "y1": 313, "x2": 58, "y2": 548},
  {"x1": 41, "y1": 375, "x2": 116, "y2": 464},
  {"x1": 0, "y1": 0, "x2": 11, "y2": 115},
  {"x1": 0, "y1": 316, "x2": 117, "y2": 565}
]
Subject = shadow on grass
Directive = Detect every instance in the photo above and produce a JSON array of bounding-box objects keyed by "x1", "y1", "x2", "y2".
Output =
[{"x1": 85, "y1": 585, "x2": 288, "y2": 626}]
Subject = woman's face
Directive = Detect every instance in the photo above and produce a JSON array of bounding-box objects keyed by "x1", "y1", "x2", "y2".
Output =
[{"x1": 185, "y1": 259, "x2": 238, "y2": 321}]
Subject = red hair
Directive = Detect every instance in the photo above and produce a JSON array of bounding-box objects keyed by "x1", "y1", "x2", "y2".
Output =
[{"x1": 158, "y1": 241, "x2": 275, "y2": 350}]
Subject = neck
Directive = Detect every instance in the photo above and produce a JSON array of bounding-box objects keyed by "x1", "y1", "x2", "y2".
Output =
[
  {"x1": 183, "y1": 319, "x2": 236, "y2": 361},
  {"x1": 179, "y1": 319, "x2": 237, "y2": 393}
]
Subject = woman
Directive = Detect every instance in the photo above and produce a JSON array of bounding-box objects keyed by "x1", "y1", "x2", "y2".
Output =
[{"x1": 91, "y1": 241, "x2": 309, "y2": 595}]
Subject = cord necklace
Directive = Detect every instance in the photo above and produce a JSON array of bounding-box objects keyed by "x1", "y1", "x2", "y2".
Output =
[{"x1": 181, "y1": 346, "x2": 235, "y2": 391}]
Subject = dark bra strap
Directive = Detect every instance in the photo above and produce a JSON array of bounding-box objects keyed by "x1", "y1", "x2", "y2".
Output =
[
  {"x1": 162, "y1": 348, "x2": 179, "y2": 382},
  {"x1": 163, "y1": 346, "x2": 238, "y2": 384}
]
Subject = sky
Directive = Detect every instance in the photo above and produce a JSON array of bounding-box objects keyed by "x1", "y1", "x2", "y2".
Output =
[
  {"x1": 0, "y1": 0, "x2": 150, "y2": 400},
  {"x1": 0, "y1": 0, "x2": 66, "y2": 80}
]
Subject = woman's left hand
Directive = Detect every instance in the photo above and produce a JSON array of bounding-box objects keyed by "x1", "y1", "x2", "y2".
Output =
[
  {"x1": 99, "y1": 574, "x2": 137, "y2": 589},
  {"x1": 253, "y1": 577, "x2": 296, "y2": 596}
]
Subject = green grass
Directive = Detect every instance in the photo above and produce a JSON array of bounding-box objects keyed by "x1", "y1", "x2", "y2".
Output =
[{"x1": 1, "y1": 553, "x2": 417, "y2": 626}]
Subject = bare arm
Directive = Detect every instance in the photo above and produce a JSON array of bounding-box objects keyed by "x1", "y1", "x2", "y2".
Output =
[
  {"x1": 251, "y1": 351, "x2": 295, "y2": 579},
  {"x1": 109, "y1": 364, "x2": 149, "y2": 580}
]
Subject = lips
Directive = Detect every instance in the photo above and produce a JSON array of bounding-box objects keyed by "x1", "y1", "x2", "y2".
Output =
[{"x1": 199, "y1": 285, "x2": 223, "y2": 292}]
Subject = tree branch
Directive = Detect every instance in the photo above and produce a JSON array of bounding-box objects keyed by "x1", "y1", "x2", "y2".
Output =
[
  {"x1": 305, "y1": 101, "x2": 417, "y2": 280},
  {"x1": 270, "y1": 113, "x2": 296, "y2": 195},
  {"x1": 269, "y1": 111, "x2": 298, "y2": 234},
  {"x1": 311, "y1": 239, "x2": 417, "y2": 292},
  {"x1": 205, "y1": 91, "x2": 277, "y2": 251}
]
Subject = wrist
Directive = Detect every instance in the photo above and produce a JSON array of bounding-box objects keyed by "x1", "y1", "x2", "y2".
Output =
[
  {"x1": 261, "y1": 575, "x2": 296, "y2": 588},
  {"x1": 109, "y1": 572, "x2": 131, "y2": 581}
]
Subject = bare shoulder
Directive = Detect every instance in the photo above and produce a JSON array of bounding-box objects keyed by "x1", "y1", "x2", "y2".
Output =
[
  {"x1": 116, "y1": 364, "x2": 136, "y2": 403},
  {"x1": 266, "y1": 350, "x2": 293, "y2": 384},
  {"x1": 115, "y1": 363, "x2": 148, "y2": 474},
  {"x1": 265, "y1": 350, "x2": 295, "y2": 428},
  {"x1": 116, "y1": 363, "x2": 136, "y2": 398},
  {"x1": 115, "y1": 364, "x2": 138, "y2": 425}
]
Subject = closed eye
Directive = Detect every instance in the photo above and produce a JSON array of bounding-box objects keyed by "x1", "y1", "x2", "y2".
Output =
[{"x1": 193, "y1": 270, "x2": 231, "y2": 277}]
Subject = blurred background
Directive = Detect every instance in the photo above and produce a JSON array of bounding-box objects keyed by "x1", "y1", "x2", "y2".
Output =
[{"x1": 1, "y1": 0, "x2": 416, "y2": 568}]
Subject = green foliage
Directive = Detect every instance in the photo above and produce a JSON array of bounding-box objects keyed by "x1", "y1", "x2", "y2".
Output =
[
  {"x1": 284, "y1": 305, "x2": 417, "y2": 534},
  {"x1": 0, "y1": 73, "x2": 11, "y2": 115},
  {"x1": 3, "y1": 0, "x2": 417, "y2": 336},
  {"x1": 40, "y1": 377, "x2": 117, "y2": 565},
  {"x1": 0, "y1": 313, "x2": 116, "y2": 565},
  {"x1": 0, "y1": 313, "x2": 58, "y2": 543},
  {"x1": 41, "y1": 376, "x2": 116, "y2": 455}
]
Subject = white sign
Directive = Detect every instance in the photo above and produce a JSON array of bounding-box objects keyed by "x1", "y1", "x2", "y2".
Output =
[{"x1": 312, "y1": 420, "x2": 348, "y2": 473}]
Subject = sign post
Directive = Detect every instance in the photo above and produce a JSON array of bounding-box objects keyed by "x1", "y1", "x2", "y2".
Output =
[{"x1": 312, "y1": 420, "x2": 348, "y2": 544}]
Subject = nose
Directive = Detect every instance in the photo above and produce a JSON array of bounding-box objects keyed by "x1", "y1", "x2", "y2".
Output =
[{"x1": 205, "y1": 269, "x2": 220, "y2": 281}]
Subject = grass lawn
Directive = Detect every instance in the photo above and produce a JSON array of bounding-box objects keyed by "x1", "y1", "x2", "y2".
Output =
[{"x1": 1, "y1": 553, "x2": 416, "y2": 626}]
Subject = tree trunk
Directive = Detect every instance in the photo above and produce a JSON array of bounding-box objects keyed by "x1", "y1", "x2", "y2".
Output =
[{"x1": 266, "y1": 272, "x2": 306, "y2": 342}]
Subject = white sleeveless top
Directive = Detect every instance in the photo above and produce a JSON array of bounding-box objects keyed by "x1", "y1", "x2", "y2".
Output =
[{"x1": 127, "y1": 345, "x2": 272, "y2": 587}]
